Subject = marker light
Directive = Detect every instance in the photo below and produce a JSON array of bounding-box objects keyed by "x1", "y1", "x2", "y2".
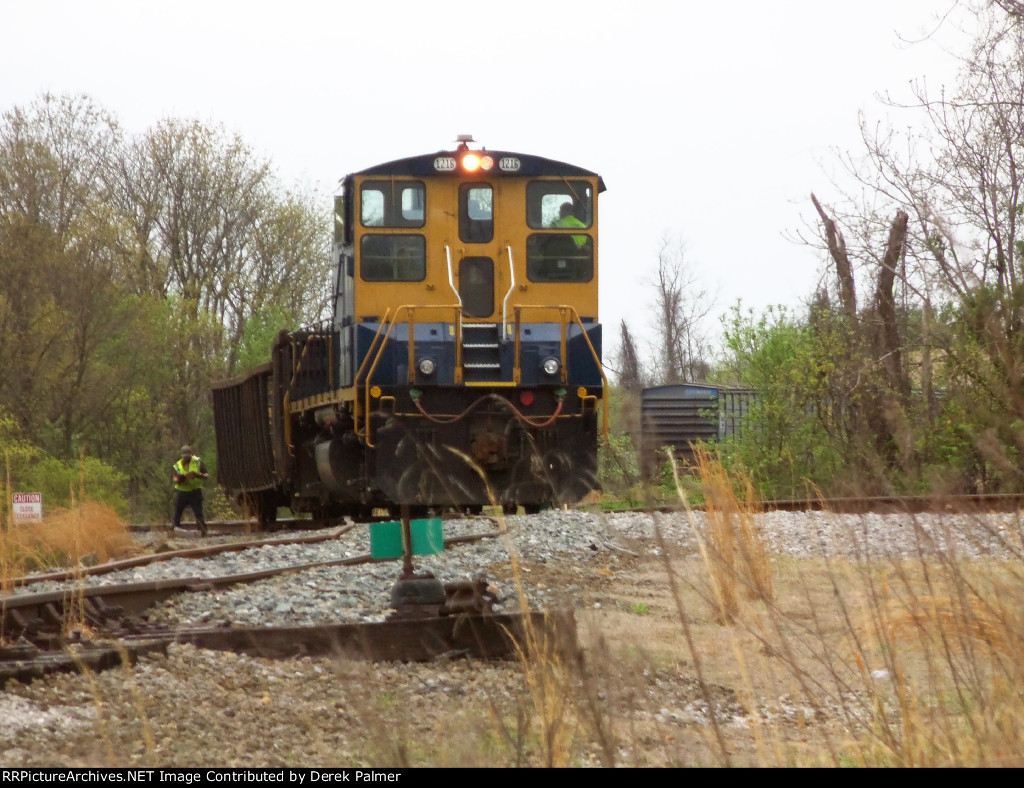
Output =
[
  {"x1": 519, "y1": 390, "x2": 535, "y2": 406},
  {"x1": 462, "y1": 153, "x2": 481, "y2": 172},
  {"x1": 418, "y1": 358, "x2": 436, "y2": 375},
  {"x1": 542, "y1": 357, "x2": 560, "y2": 376}
]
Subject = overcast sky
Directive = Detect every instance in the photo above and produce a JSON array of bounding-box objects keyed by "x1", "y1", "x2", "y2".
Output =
[{"x1": 3, "y1": 0, "x2": 971, "y2": 365}]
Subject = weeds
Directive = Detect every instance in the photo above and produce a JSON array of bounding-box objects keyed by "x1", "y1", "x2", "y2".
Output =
[{"x1": 0, "y1": 501, "x2": 134, "y2": 589}]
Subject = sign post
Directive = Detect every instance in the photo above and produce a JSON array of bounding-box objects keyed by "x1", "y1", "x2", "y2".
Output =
[{"x1": 12, "y1": 492, "x2": 42, "y2": 524}]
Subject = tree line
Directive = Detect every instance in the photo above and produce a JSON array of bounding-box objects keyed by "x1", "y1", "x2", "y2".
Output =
[
  {"x1": 6, "y1": 2, "x2": 1023, "y2": 517},
  {"x1": 0, "y1": 93, "x2": 330, "y2": 520},
  {"x1": 613, "y1": 1, "x2": 1024, "y2": 500}
]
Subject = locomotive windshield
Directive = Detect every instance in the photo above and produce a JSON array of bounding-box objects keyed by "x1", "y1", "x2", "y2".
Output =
[{"x1": 459, "y1": 184, "x2": 494, "y2": 243}]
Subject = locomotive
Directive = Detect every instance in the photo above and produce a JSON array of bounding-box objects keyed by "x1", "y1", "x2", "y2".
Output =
[{"x1": 212, "y1": 137, "x2": 607, "y2": 526}]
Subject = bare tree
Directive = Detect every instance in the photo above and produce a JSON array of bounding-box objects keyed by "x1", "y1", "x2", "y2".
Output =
[
  {"x1": 992, "y1": 0, "x2": 1024, "y2": 18},
  {"x1": 116, "y1": 118, "x2": 329, "y2": 352},
  {"x1": 875, "y1": 209, "x2": 911, "y2": 403},
  {"x1": 106, "y1": 117, "x2": 331, "y2": 440},
  {"x1": 0, "y1": 93, "x2": 147, "y2": 457},
  {"x1": 649, "y1": 236, "x2": 715, "y2": 385},
  {"x1": 811, "y1": 193, "x2": 858, "y2": 322},
  {"x1": 0, "y1": 93, "x2": 333, "y2": 512},
  {"x1": 800, "y1": 1, "x2": 1024, "y2": 488}
]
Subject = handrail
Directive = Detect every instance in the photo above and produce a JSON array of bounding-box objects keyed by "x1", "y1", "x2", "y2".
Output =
[
  {"x1": 359, "y1": 303, "x2": 462, "y2": 447},
  {"x1": 502, "y1": 244, "x2": 516, "y2": 341},
  {"x1": 510, "y1": 304, "x2": 609, "y2": 441},
  {"x1": 445, "y1": 245, "x2": 462, "y2": 308},
  {"x1": 351, "y1": 308, "x2": 392, "y2": 440},
  {"x1": 444, "y1": 244, "x2": 465, "y2": 381}
]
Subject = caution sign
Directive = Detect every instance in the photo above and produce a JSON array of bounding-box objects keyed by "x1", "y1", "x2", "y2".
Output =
[{"x1": 12, "y1": 492, "x2": 42, "y2": 523}]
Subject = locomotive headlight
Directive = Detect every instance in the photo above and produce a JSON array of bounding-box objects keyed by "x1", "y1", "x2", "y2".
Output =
[
  {"x1": 461, "y1": 153, "x2": 481, "y2": 172},
  {"x1": 480, "y1": 155, "x2": 494, "y2": 170},
  {"x1": 418, "y1": 357, "x2": 436, "y2": 376},
  {"x1": 542, "y1": 357, "x2": 560, "y2": 376}
]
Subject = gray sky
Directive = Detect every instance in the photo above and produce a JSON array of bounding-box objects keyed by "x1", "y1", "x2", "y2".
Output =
[{"x1": 4, "y1": 0, "x2": 968, "y2": 364}]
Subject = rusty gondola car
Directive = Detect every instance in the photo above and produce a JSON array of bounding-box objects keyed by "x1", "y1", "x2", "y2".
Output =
[{"x1": 213, "y1": 138, "x2": 607, "y2": 526}]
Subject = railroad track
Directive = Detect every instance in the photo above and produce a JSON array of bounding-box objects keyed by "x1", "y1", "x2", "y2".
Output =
[
  {"x1": 0, "y1": 521, "x2": 550, "y2": 685},
  {"x1": 142, "y1": 493, "x2": 1024, "y2": 539},
  {"x1": 4, "y1": 496, "x2": 1020, "y2": 686},
  {"x1": 591, "y1": 493, "x2": 1024, "y2": 515}
]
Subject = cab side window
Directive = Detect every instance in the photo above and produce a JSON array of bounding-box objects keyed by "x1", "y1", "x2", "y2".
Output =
[
  {"x1": 526, "y1": 234, "x2": 594, "y2": 283},
  {"x1": 526, "y1": 180, "x2": 594, "y2": 283},
  {"x1": 360, "y1": 181, "x2": 426, "y2": 228},
  {"x1": 360, "y1": 235, "x2": 426, "y2": 282},
  {"x1": 526, "y1": 181, "x2": 593, "y2": 229}
]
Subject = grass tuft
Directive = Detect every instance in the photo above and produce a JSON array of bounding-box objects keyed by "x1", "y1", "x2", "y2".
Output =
[{"x1": 0, "y1": 501, "x2": 135, "y2": 591}]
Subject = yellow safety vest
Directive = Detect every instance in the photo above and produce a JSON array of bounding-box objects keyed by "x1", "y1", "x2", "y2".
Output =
[
  {"x1": 173, "y1": 456, "x2": 205, "y2": 492},
  {"x1": 554, "y1": 214, "x2": 588, "y2": 248}
]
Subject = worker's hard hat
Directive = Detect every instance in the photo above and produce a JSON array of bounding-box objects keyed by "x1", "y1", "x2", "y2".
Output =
[{"x1": 180, "y1": 445, "x2": 193, "y2": 455}]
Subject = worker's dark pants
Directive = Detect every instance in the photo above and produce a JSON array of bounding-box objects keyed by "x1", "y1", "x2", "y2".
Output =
[{"x1": 173, "y1": 489, "x2": 207, "y2": 534}]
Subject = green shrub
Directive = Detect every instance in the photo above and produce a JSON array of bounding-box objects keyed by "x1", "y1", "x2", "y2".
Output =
[{"x1": 18, "y1": 455, "x2": 128, "y2": 516}]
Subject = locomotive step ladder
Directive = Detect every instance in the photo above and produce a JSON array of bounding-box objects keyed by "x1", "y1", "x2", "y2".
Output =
[{"x1": 461, "y1": 323, "x2": 503, "y2": 383}]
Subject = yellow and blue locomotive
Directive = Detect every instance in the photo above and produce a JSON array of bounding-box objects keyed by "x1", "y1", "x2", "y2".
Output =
[{"x1": 212, "y1": 137, "x2": 607, "y2": 524}]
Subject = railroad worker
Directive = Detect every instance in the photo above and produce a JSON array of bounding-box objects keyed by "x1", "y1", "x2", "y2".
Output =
[
  {"x1": 552, "y1": 201, "x2": 588, "y2": 248},
  {"x1": 172, "y1": 445, "x2": 210, "y2": 536}
]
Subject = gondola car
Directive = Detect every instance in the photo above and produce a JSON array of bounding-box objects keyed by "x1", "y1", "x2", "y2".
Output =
[{"x1": 212, "y1": 137, "x2": 607, "y2": 525}]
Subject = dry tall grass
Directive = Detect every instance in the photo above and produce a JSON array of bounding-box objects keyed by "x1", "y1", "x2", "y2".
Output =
[
  {"x1": 687, "y1": 446, "x2": 774, "y2": 620},
  {"x1": 0, "y1": 501, "x2": 135, "y2": 591},
  {"x1": 651, "y1": 449, "x2": 1024, "y2": 767}
]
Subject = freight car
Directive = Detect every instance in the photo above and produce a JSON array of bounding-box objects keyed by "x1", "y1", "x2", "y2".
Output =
[
  {"x1": 639, "y1": 383, "x2": 756, "y2": 479},
  {"x1": 213, "y1": 137, "x2": 607, "y2": 526}
]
